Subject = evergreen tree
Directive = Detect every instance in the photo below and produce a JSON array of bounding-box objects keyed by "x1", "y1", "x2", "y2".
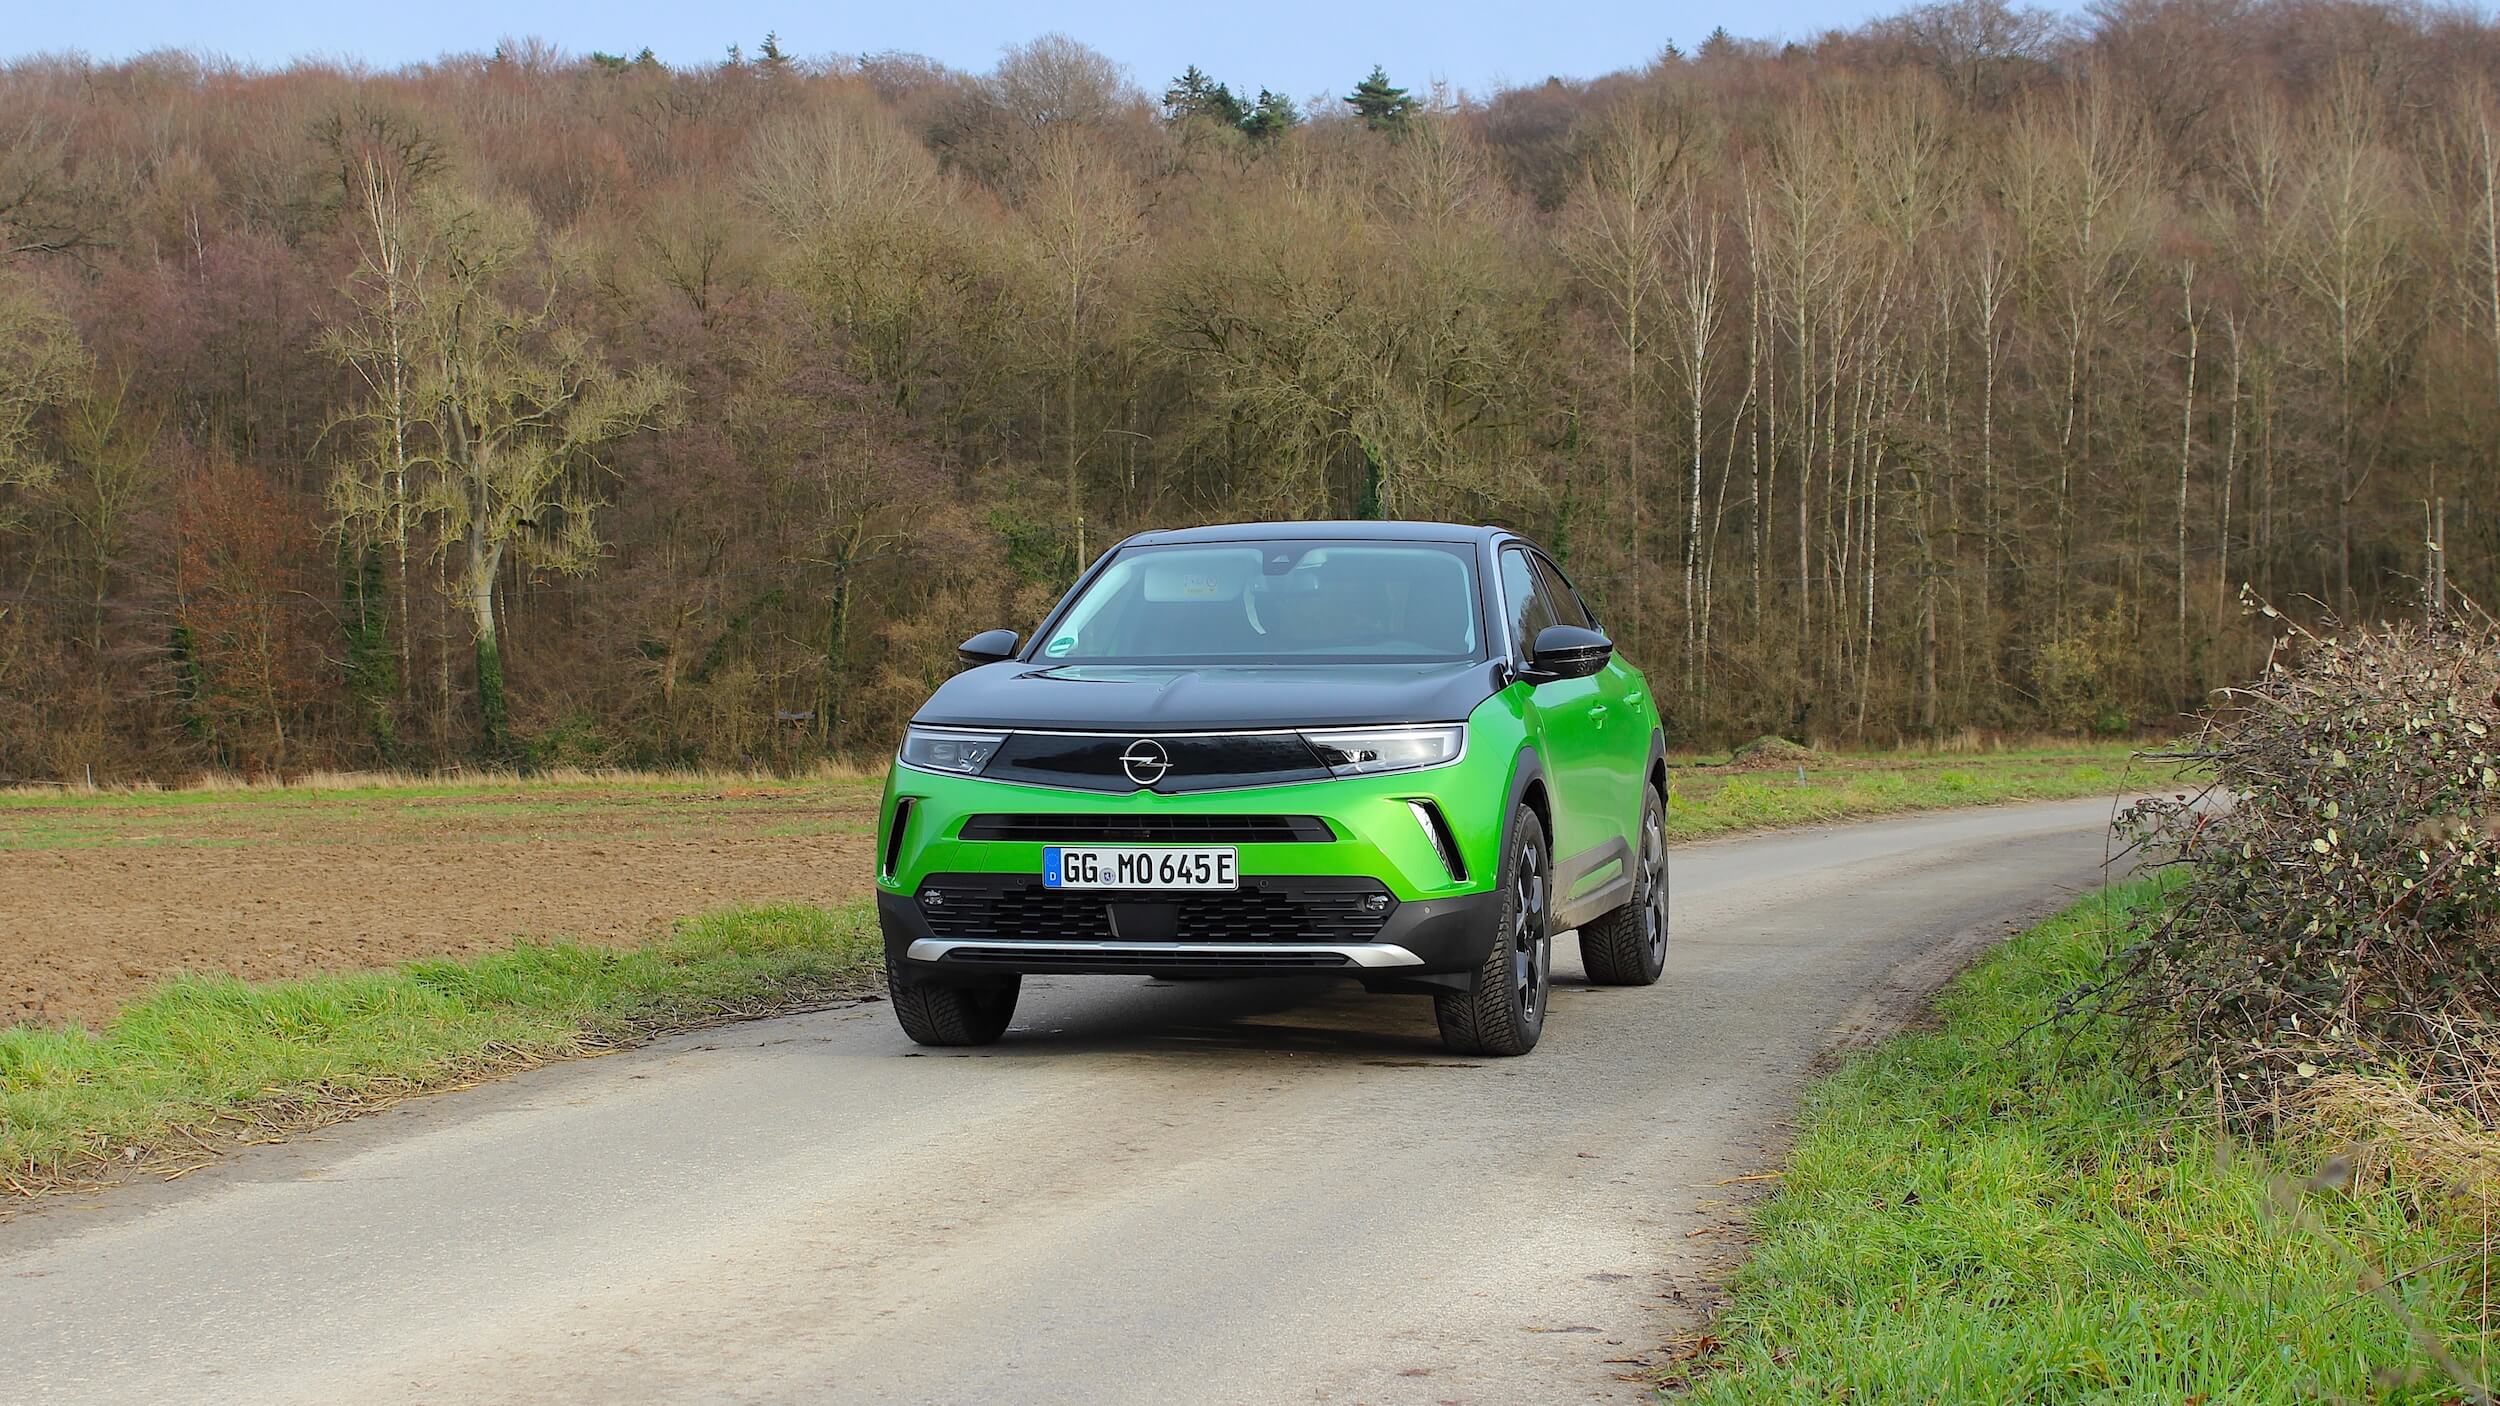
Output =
[
  {"x1": 1240, "y1": 89, "x2": 1301, "y2": 141},
  {"x1": 1162, "y1": 66, "x2": 1246, "y2": 127},
  {"x1": 1344, "y1": 65, "x2": 1417, "y2": 129}
]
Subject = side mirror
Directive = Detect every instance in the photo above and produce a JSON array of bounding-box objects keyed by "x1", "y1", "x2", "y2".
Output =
[
  {"x1": 1524, "y1": 624, "x2": 1613, "y2": 683},
  {"x1": 957, "y1": 629, "x2": 1020, "y2": 666}
]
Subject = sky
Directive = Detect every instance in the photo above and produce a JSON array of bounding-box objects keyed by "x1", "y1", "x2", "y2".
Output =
[{"x1": 8, "y1": 0, "x2": 2029, "y2": 107}]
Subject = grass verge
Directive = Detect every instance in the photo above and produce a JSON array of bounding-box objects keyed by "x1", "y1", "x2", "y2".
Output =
[
  {"x1": 1666, "y1": 743, "x2": 2163, "y2": 841},
  {"x1": 1673, "y1": 881, "x2": 2496, "y2": 1402},
  {"x1": 0, "y1": 902, "x2": 881, "y2": 1198}
]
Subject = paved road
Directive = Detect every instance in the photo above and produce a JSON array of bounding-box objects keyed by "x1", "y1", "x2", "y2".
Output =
[{"x1": 0, "y1": 798, "x2": 2133, "y2": 1406}]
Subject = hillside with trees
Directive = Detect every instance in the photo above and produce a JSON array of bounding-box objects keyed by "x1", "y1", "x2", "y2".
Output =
[{"x1": 0, "y1": 0, "x2": 2495, "y2": 777}]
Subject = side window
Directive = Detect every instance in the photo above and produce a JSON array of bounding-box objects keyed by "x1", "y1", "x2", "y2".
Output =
[
  {"x1": 1498, "y1": 548, "x2": 1558, "y2": 660},
  {"x1": 1531, "y1": 555, "x2": 1594, "y2": 631}
]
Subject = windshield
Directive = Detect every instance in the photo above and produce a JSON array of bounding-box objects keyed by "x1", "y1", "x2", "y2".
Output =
[{"x1": 1033, "y1": 540, "x2": 1485, "y2": 665}]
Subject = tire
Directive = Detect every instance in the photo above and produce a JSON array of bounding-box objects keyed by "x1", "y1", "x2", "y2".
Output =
[
  {"x1": 1434, "y1": 805, "x2": 1552, "y2": 1057},
  {"x1": 1578, "y1": 781, "x2": 1669, "y2": 986},
  {"x1": 888, "y1": 963, "x2": 1020, "y2": 1047}
]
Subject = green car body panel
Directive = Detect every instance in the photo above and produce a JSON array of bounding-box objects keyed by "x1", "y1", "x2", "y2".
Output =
[{"x1": 874, "y1": 520, "x2": 1670, "y2": 1055}]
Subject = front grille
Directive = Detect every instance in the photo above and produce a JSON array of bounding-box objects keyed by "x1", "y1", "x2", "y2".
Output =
[
  {"x1": 958, "y1": 813, "x2": 1336, "y2": 844},
  {"x1": 916, "y1": 880, "x2": 1393, "y2": 944},
  {"x1": 982, "y1": 731, "x2": 1332, "y2": 794}
]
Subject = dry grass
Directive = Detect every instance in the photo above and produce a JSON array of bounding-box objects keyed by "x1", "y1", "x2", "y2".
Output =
[{"x1": 2302, "y1": 1072, "x2": 2500, "y2": 1215}]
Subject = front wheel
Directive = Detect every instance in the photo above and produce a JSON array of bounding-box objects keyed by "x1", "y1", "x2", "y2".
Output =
[
  {"x1": 1434, "y1": 805, "x2": 1551, "y2": 1057},
  {"x1": 1579, "y1": 782, "x2": 1668, "y2": 985},
  {"x1": 889, "y1": 964, "x2": 1020, "y2": 1046}
]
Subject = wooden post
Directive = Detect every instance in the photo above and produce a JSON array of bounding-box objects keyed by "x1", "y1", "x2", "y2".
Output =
[{"x1": 2430, "y1": 494, "x2": 2447, "y2": 617}]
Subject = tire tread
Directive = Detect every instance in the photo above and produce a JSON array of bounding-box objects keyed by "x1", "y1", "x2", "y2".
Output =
[
  {"x1": 1578, "y1": 784, "x2": 1668, "y2": 987},
  {"x1": 1433, "y1": 807, "x2": 1545, "y2": 1057},
  {"x1": 888, "y1": 964, "x2": 1020, "y2": 1046}
]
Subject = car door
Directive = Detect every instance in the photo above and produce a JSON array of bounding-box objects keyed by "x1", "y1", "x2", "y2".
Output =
[
  {"x1": 1531, "y1": 551, "x2": 1647, "y2": 855},
  {"x1": 1497, "y1": 546, "x2": 1613, "y2": 896}
]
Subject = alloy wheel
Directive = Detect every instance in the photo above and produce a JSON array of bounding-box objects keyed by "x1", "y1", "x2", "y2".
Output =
[
  {"x1": 1640, "y1": 808, "x2": 1668, "y2": 968},
  {"x1": 1513, "y1": 839, "x2": 1550, "y2": 1023}
]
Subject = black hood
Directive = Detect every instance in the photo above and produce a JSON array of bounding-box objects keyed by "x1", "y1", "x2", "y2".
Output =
[{"x1": 913, "y1": 660, "x2": 1507, "y2": 732}]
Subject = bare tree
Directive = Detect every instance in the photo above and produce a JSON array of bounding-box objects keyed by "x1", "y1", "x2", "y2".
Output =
[
  {"x1": 0, "y1": 272, "x2": 81, "y2": 532},
  {"x1": 2286, "y1": 70, "x2": 2413, "y2": 611},
  {"x1": 1017, "y1": 130, "x2": 1143, "y2": 567},
  {"x1": 331, "y1": 190, "x2": 678, "y2": 756},
  {"x1": 989, "y1": 35, "x2": 1137, "y2": 131},
  {"x1": 1667, "y1": 181, "x2": 1726, "y2": 686},
  {"x1": 1561, "y1": 95, "x2": 1688, "y2": 660}
]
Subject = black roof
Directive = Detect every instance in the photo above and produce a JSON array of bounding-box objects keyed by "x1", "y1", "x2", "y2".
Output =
[{"x1": 1121, "y1": 520, "x2": 1508, "y2": 547}]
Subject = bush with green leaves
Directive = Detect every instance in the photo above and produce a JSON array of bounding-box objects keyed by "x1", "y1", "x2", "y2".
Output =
[{"x1": 2122, "y1": 612, "x2": 2500, "y2": 1126}]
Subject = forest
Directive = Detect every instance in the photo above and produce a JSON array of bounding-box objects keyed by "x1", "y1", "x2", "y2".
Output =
[{"x1": 0, "y1": 0, "x2": 2495, "y2": 778}]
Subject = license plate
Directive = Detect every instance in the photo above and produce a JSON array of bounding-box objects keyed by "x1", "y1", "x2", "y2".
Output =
[{"x1": 1043, "y1": 846, "x2": 1238, "y2": 890}]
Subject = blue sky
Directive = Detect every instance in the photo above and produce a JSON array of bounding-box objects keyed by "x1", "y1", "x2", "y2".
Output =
[{"x1": 10, "y1": 1, "x2": 2017, "y2": 106}]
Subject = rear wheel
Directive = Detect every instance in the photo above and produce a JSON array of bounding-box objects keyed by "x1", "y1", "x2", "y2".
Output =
[
  {"x1": 1434, "y1": 805, "x2": 1550, "y2": 1057},
  {"x1": 1579, "y1": 782, "x2": 1669, "y2": 986},
  {"x1": 889, "y1": 964, "x2": 1020, "y2": 1046}
]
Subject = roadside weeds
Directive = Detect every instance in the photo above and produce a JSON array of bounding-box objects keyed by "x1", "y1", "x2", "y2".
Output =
[{"x1": 1667, "y1": 881, "x2": 2499, "y2": 1403}]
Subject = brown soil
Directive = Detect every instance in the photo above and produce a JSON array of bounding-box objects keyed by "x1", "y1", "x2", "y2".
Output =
[{"x1": 0, "y1": 783, "x2": 882, "y2": 1028}]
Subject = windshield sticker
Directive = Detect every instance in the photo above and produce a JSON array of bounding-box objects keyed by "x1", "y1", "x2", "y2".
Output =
[{"x1": 1045, "y1": 635, "x2": 1077, "y2": 658}]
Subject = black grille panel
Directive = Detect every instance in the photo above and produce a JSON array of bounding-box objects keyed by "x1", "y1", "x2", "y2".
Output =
[
  {"x1": 917, "y1": 880, "x2": 1392, "y2": 944},
  {"x1": 982, "y1": 732, "x2": 1331, "y2": 793},
  {"x1": 958, "y1": 813, "x2": 1335, "y2": 844}
]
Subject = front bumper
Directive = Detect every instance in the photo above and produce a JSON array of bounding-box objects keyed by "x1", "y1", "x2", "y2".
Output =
[{"x1": 878, "y1": 885, "x2": 1500, "y2": 987}]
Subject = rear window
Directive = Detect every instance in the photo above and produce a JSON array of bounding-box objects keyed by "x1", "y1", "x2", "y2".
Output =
[{"x1": 1035, "y1": 541, "x2": 1484, "y2": 665}]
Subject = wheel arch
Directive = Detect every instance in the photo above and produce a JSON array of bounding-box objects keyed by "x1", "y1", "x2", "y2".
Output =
[{"x1": 1505, "y1": 747, "x2": 1552, "y2": 845}]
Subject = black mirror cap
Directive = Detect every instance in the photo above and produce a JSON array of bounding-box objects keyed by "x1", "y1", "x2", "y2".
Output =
[
  {"x1": 957, "y1": 629, "x2": 1020, "y2": 666},
  {"x1": 1525, "y1": 624, "x2": 1613, "y2": 682}
]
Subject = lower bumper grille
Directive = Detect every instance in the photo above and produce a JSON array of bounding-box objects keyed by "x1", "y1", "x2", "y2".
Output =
[{"x1": 916, "y1": 879, "x2": 1393, "y2": 945}]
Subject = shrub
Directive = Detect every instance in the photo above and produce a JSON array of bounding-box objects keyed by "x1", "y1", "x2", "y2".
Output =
[{"x1": 2120, "y1": 611, "x2": 2500, "y2": 1128}]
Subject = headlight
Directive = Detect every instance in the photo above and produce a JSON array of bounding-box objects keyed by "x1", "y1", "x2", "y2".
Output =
[
  {"x1": 1300, "y1": 724, "x2": 1465, "y2": 777},
  {"x1": 899, "y1": 726, "x2": 1007, "y2": 776}
]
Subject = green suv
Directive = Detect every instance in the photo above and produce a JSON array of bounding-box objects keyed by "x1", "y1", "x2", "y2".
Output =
[{"x1": 876, "y1": 521, "x2": 1668, "y2": 1056}]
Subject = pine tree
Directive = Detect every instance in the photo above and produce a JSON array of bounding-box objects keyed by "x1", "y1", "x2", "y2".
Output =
[
  {"x1": 1240, "y1": 89, "x2": 1301, "y2": 141},
  {"x1": 1163, "y1": 66, "x2": 1246, "y2": 127},
  {"x1": 1345, "y1": 66, "x2": 1417, "y2": 129}
]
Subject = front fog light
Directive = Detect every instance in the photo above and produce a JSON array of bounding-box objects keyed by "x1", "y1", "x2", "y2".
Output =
[{"x1": 900, "y1": 726, "x2": 1007, "y2": 776}]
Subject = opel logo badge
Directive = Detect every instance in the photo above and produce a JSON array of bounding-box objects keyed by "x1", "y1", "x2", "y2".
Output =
[{"x1": 1119, "y1": 738, "x2": 1171, "y2": 787}]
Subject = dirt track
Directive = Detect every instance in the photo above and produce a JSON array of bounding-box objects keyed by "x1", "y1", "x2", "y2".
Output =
[{"x1": 0, "y1": 784, "x2": 882, "y2": 1027}]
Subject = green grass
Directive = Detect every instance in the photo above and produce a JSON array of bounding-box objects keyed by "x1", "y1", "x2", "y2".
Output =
[
  {"x1": 1666, "y1": 742, "x2": 2169, "y2": 841},
  {"x1": 1675, "y1": 881, "x2": 2496, "y2": 1403},
  {"x1": 0, "y1": 902, "x2": 882, "y2": 1194}
]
